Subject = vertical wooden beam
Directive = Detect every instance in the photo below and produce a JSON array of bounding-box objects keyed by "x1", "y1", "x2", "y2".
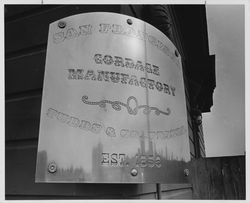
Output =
[{"x1": 156, "y1": 184, "x2": 161, "y2": 199}]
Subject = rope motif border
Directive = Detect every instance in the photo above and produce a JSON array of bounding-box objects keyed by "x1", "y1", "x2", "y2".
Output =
[{"x1": 82, "y1": 95, "x2": 171, "y2": 116}]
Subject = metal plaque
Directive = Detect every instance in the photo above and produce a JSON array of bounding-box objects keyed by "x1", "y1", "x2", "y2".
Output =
[{"x1": 35, "y1": 12, "x2": 190, "y2": 183}]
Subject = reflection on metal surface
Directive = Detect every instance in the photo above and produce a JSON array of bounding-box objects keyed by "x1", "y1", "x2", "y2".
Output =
[{"x1": 35, "y1": 12, "x2": 190, "y2": 183}]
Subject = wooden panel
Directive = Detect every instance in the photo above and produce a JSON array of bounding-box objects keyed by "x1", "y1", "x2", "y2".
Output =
[
  {"x1": 5, "y1": 5, "x2": 123, "y2": 54},
  {"x1": 220, "y1": 157, "x2": 245, "y2": 199},
  {"x1": 200, "y1": 149, "x2": 205, "y2": 157},
  {"x1": 6, "y1": 195, "x2": 125, "y2": 200},
  {"x1": 189, "y1": 138, "x2": 195, "y2": 159},
  {"x1": 188, "y1": 122, "x2": 194, "y2": 142},
  {"x1": 5, "y1": 145, "x2": 157, "y2": 198},
  {"x1": 199, "y1": 138, "x2": 205, "y2": 153},
  {"x1": 131, "y1": 184, "x2": 193, "y2": 199},
  {"x1": 161, "y1": 188, "x2": 192, "y2": 199},
  {"x1": 161, "y1": 183, "x2": 192, "y2": 191},
  {"x1": 130, "y1": 5, "x2": 144, "y2": 19},
  {"x1": 5, "y1": 96, "x2": 41, "y2": 141},
  {"x1": 4, "y1": 4, "x2": 55, "y2": 22},
  {"x1": 137, "y1": 193, "x2": 156, "y2": 199},
  {"x1": 189, "y1": 156, "x2": 245, "y2": 199},
  {"x1": 120, "y1": 5, "x2": 135, "y2": 18},
  {"x1": 5, "y1": 5, "x2": 42, "y2": 19},
  {"x1": 186, "y1": 97, "x2": 191, "y2": 115},
  {"x1": 6, "y1": 51, "x2": 46, "y2": 94},
  {"x1": 187, "y1": 109, "x2": 193, "y2": 130},
  {"x1": 168, "y1": 5, "x2": 186, "y2": 61},
  {"x1": 198, "y1": 135, "x2": 204, "y2": 146},
  {"x1": 129, "y1": 192, "x2": 156, "y2": 199}
]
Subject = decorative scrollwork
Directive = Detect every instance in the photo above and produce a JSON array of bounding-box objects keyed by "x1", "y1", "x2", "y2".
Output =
[{"x1": 82, "y1": 95, "x2": 171, "y2": 116}]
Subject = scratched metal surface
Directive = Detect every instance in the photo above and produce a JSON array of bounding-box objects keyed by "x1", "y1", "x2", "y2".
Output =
[{"x1": 35, "y1": 12, "x2": 190, "y2": 183}]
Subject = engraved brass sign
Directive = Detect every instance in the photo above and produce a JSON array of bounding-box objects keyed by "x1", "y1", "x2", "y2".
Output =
[{"x1": 36, "y1": 12, "x2": 190, "y2": 183}]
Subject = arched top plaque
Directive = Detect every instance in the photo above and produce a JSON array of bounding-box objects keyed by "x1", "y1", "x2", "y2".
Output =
[{"x1": 36, "y1": 12, "x2": 190, "y2": 183}]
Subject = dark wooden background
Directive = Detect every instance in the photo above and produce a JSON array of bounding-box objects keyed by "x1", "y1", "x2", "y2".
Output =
[{"x1": 189, "y1": 156, "x2": 245, "y2": 199}]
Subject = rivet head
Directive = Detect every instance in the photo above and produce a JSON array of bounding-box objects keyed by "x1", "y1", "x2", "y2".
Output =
[
  {"x1": 58, "y1": 21, "x2": 66, "y2": 29},
  {"x1": 130, "y1": 168, "x2": 138, "y2": 176},
  {"x1": 127, "y1": 19, "x2": 133, "y2": 25},
  {"x1": 175, "y1": 50, "x2": 179, "y2": 57},
  {"x1": 184, "y1": 168, "x2": 189, "y2": 176},
  {"x1": 48, "y1": 162, "x2": 57, "y2": 173}
]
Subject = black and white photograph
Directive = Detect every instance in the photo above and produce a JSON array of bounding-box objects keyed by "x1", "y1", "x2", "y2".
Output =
[{"x1": 2, "y1": 0, "x2": 247, "y2": 201}]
